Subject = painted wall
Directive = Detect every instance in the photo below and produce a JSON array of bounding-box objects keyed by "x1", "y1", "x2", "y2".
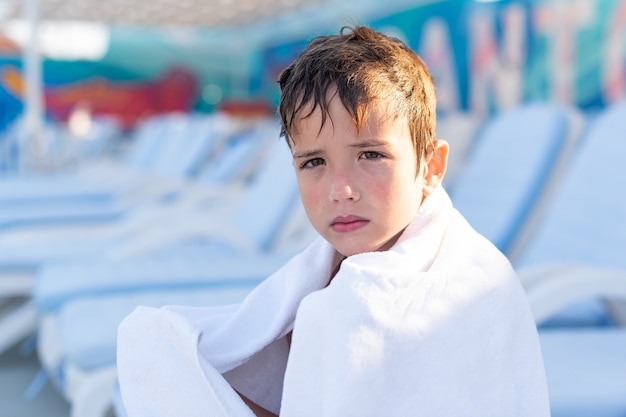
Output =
[
  {"x1": 256, "y1": 0, "x2": 626, "y2": 115},
  {"x1": 1, "y1": 0, "x2": 624, "y2": 132}
]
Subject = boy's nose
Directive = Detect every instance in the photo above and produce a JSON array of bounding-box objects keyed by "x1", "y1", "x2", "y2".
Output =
[{"x1": 329, "y1": 170, "x2": 360, "y2": 202}]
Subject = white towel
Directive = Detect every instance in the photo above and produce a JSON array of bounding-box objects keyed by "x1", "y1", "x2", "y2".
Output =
[{"x1": 117, "y1": 187, "x2": 550, "y2": 417}]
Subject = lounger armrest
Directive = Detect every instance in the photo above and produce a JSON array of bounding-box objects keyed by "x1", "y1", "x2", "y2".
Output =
[
  {"x1": 519, "y1": 264, "x2": 626, "y2": 324},
  {"x1": 35, "y1": 252, "x2": 292, "y2": 313},
  {"x1": 106, "y1": 204, "x2": 258, "y2": 260}
]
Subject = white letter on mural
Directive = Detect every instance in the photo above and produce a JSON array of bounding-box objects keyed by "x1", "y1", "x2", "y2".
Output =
[
  {"x1": 603, "y1": 0, "x2": 626, "y2": 103},
  {"x1": 534, "y1": 0, "x2": 594, "y2": 104},
  {"x1": 468, "y1": 4, "x2": 527, "y2": 116},
  {"x1": 418, "y1": 17, "x2": 460, "y2": 113}
]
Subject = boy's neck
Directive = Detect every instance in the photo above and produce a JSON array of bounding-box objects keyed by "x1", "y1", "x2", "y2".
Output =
[{"x1": 329, "y1": 250, "x2": 346, "y2": 282}]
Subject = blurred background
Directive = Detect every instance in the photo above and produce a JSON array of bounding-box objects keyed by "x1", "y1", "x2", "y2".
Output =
[
  {"x1": 0, "y1": 0, "x2": 622, "y2": 169},
  {"x1": 0, "y1": 0, "x2": 625, "y2": 416}
]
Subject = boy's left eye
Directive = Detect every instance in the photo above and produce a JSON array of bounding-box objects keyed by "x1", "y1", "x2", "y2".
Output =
[{"x1": 360, "y1": 151, "x2": 383, "y2": 160}]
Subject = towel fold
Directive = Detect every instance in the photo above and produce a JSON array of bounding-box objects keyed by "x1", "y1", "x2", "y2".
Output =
[{"x1": 117, "y1": 187, "x2": 550, "y2": 416}]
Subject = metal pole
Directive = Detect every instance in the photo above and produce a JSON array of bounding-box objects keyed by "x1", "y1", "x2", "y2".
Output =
[{"x1": 22, "y1": 0, "x2": 44, "y2": 169}]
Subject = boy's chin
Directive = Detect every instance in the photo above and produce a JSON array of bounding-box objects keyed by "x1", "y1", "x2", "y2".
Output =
[{"x1": 330, "y1": 240, "x2": 387, "y2": 258}]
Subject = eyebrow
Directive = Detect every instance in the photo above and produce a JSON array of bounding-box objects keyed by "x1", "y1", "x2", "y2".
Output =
[
  {"x1": 292, "y1": 149, "x2": 322, "y2": 160},
  {"x1": 292, "y1": 139, "x2": 391, "y2": 160},
  {"x1": 350, "y1": 139, "x2": 391, "y2": 148}
]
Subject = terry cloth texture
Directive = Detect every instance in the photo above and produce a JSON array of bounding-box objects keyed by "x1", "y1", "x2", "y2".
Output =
[{"x1": 117, "y1": 187, "x2": 550, "y2": 417}]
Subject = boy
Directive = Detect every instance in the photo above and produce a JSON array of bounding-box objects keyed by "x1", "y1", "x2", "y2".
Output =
[{"x1": 117, "y1": 26, "x2": 549, "y2": 416}]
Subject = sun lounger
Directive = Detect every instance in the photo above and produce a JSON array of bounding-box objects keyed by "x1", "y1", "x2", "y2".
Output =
[
  {"x1": 0, "y1": 113, "x2": 202, "y2": 203},
  {"x1": 37, "y1": 102, "x2": 595, "y2": 417},
  {"x1": 435, "y1": 111, "x2": 483, "y2": 189},
  {"x1": 0, "y1": 115, "x2": 121, "y2": 177},
  {"x1": 515, "y1": 100, "x2": 626, "y2": 416},
  {"x1": 449, "y1": 102, "x2": 584, "y2": 259},
  {"x1": 33, "y1": 139, "x2": 311, "y2": 313},
  {"x1": 0, "y1": 128, "x2": 296, "y2": 356},
  {"x1": 0, "y1": 113, "x2": 239, "y2": 230},
  {"x1": 29, "y1": 140, "x2": 314, "y2": 417}
]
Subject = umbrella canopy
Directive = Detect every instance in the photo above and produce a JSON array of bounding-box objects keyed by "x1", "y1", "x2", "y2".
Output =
[{"x1": 0, "y1": 0, "x2": 330, "y2": 27}]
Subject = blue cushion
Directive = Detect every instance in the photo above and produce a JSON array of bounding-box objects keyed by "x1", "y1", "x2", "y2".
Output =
[
  {"x1": 540, "y1": 328, "x2": 626, "y2": 417},
  {"x1": 450, "y1": 103, "x2": 570, "y2": 253}
]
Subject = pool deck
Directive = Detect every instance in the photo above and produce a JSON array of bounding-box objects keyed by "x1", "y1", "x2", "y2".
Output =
[{"x1": 0, "y1": 342, "x2": 70, "y2": 417}]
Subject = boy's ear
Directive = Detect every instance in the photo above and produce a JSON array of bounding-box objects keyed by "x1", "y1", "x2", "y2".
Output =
[{"x1": 422, "y1": 139, "x2": 449, "y2": 198}]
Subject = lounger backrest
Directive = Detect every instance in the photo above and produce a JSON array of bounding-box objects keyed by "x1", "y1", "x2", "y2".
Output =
[
  {"x1": 172, "y1": 113, "x2": 238, "y2": 178},
  {"x1": 228, "y1": 135, "x2": 299, "y2": 251},
  {"x1": 449, "y1": 102, "x2": 583, "y2": 258},
  {"x1": 145, "y1": 113, "x2": 222, "y2": 177},
  {"x1": 123, "y1": 115, "x2": 171, "y2": 169},
  {"x1": 197, "y1": 119, "x2": 274, "y2": 185},
  {"x1": 437, "y1": 111, "x2": 483, "y2": 189},
  {"x1": 0, "y1": 119, "x2": 20, "y2": 175},
  {"x1": 515, "y1": 100, "x2": 626, "y2": 270}
]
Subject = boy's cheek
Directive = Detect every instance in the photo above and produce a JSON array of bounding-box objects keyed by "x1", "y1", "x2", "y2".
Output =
[
  {"x1": 297, "y1": 178, "x2": 325, "y2": 202},
  {"x1": 301, "y1": 195, "x2": 324, "y2": 217}
]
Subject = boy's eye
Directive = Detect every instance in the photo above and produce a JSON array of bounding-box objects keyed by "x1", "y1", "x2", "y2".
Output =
[
  {"x1": 301, "y1": 158, "x2": 325, "y2": 169},
  {"x1": 360, "y1": 151, "x2": 383, "y2": 160}
]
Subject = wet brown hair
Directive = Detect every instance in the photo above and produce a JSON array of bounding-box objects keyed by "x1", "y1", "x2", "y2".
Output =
[{"x1": 277, "y1": 25, "x2": 437, "y2": 167}]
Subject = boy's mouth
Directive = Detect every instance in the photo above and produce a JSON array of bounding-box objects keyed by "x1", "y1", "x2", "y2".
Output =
[{"x1": 330, "y1": 215, "x2": 369, "y2": 233}]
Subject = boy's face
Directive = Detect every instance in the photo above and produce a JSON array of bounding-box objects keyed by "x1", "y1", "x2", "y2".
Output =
[{"x1": 290, "y1": 91, "x2": 446, "y2": 257}]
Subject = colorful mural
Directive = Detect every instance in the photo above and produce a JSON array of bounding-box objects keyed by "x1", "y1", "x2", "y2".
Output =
[
  {"x1": 0, "y1": 62, "x2": 197, "y2": 130},
  {"x1": 1, "y1": 0, "x2": 624, "y2": 133},
  {"x1": 257, "y1": 0, "x2": 626, "y2": 114}
]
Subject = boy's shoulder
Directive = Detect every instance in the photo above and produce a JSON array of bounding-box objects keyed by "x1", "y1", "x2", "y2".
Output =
[{"x1": 328, "y1": 205, "x2": 516, "y2": 292}]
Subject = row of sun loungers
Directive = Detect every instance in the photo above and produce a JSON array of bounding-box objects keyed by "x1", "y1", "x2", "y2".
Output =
[{"x1": 0, "y1": 100, "x2": 624, "y2": 417}]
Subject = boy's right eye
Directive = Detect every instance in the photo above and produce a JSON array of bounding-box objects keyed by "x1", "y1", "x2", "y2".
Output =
[{"x1": 301, "y1": 158, "x2": 325, "y2": 169}]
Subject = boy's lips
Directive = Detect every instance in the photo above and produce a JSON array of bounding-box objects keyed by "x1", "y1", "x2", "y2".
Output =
[{"x1": 330, "y1": 215, "x2": 369, "y2": 233}]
